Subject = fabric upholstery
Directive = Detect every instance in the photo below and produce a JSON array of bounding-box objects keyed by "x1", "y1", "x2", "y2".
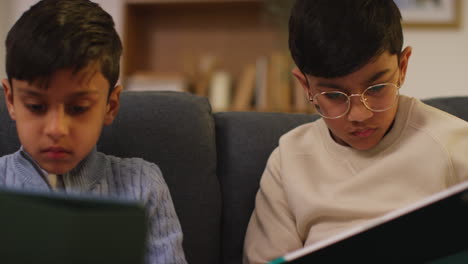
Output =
[
  {"x1": 214, "y1": 112, "x2": 318, "y2": 264},
  {"x1": 0, "y1": 91, "x2": 19, "y2": 154},
  {"x1": 99, "y1": 91, "x2": 221, "y2": 264},
  {"x1": 423, "y1": 96, "x2": 468, "y2": 121}
]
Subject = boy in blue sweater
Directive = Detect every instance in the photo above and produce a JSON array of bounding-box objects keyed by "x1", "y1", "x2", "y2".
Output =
[{"x1": 0, "y1": 0, "x2": 187, "y2": 263}]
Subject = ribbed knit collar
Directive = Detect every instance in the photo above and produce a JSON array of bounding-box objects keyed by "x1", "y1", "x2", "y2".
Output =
[{"x1": 13, "y1": 147, "x2": 106, "y2": 193}]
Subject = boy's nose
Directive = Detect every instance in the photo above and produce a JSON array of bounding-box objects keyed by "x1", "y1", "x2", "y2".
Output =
[
  {"x1": 44, "y1": 108, "x2": 69, "y2": 141},
  {"x1": 347, "y1": 96, "x2": 373, "y2": 122}
]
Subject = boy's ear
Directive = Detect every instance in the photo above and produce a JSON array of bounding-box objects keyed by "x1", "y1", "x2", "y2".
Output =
[
  {"x1": 292, "y1": 67, "x2": 311, "y2": 99},
  {"x1": 398, "y1": 46, "x2": 412, "y2": 85},
  {"x1": 104, "y1": 84, "x2": 122, "y2": 126},
  {"x1": 2, "y1": 78, "x2": 16, "y2": 120}
]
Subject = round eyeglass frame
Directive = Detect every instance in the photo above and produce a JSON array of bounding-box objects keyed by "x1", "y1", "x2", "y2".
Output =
[{"x1": 308, "y1": 83, "x2": 400, "y2": 119}]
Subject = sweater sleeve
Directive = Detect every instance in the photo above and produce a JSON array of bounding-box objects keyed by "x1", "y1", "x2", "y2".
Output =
[
  {"x1": 448, "y1": 127, "x2": 468, "y2": 184},
  {"x1": 142, "y1": 162, "x2": 187, "y2": 264},
  {"x1": 243, "y1": 148, "x2": 302, "y2": 264}
]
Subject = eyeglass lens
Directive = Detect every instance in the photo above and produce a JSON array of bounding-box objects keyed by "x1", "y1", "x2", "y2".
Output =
[{"x1": 313, "y1": 84, "x2": 398, "y2": 119}]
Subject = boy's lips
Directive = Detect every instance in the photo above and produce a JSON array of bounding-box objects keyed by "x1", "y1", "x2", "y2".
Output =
[
  {"x1": 351, "y1": 128, "x2": 377, "y2": 138},
  {"x1": 41, "y1": 147, "x2": 72, "y2": 159}
]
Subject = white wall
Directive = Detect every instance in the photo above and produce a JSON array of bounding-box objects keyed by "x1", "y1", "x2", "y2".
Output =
[
  {"x1": 0, "y1": 1, "x2": 12, "y2": 81},
  {"x1": 0, "y1": 0, "x2": 467, "y2": 100},
  {"x1": 403, "y1": 2, "x2": 468, "y2": 99}
]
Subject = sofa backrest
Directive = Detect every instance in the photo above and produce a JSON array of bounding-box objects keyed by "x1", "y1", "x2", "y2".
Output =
[
  {"x1": 214, "y1": 112, "x2": 318, "y2": 264},
  {"x1": 423, "y1": 96, "x2": 468, "y2": 121},
  {"x1": 0, "y1": 90, "x2": 221, "y2": 264},
  {"x1": 1, "y1": 89, "x2": 467, "y2": 264}
]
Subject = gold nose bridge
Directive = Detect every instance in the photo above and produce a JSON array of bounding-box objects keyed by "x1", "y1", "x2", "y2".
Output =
[
  {"x1": 348, "y1": 93, "x2": 371, "y2": 111},
  {"x1": 348, "y1": 93, "x2": 365, "y2": 103}
]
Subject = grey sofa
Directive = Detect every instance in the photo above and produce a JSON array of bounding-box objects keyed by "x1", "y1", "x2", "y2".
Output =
[{"x1": 0, "y1": 90, "x2": 467, "y2": 264}]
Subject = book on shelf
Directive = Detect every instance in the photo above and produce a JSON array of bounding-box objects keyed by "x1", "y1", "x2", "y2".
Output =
[
  {"x1": 194, "y1": 54, "x2": 218, "y2": 97},
  {"x1": 231, "y1": 63, "x2": 257, "y2": 111},
  {"x1": 255, "y1": 52, "x2": 295, "y2": 112},
  {"x1": 267, "y1": 51, "x2": 292, "y2": 112},
  {"x1": 209, "y1": 71, "x2": 232, "y2": 112},
  {"x1": 292, "y1": 77, "x2": 309, "y2": 113},
  {"x1": 255, "y1": 56, "x2": 270, "y2": 111},
  {"x1": 269, "y1": 180, "x2": 468, "y2": 264},
  {"x1": 125, "y1": 72, "x2": 187, "y2": 92}
]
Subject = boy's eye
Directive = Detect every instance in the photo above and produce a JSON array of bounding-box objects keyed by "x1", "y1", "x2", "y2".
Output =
[
  {"x1": 322, "y1": 92, "x2": 347, "y2": 102},
  {"x1": 25, "y1": 104, "x2": 47, "y2": 114},
  {"x1": 365, "y1": 85, "x2": 386, "y2": 96},
  {"x1": 67, "y1": 105, "x2": 89, "y2": 115}
]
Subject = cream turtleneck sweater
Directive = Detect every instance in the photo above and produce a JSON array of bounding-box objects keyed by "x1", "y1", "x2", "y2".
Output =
[{"x1": 243, "y1": 95, "x2": 468, "y2": 264}]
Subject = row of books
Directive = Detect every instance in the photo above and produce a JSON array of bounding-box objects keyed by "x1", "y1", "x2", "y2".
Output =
[{"x1": 124, "y1": 52, "x2": 314, "y2": 113}]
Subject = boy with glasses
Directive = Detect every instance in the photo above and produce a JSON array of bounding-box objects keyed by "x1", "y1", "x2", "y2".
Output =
[{"x1": 243, "y1": 1, "x2": 468, "y2": 263}]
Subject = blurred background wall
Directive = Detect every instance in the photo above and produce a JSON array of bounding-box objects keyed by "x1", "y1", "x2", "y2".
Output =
[{"x1": 0, "y1": 0, "x2": 466, "y2": 100}]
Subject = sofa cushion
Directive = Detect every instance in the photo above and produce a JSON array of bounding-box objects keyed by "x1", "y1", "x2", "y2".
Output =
[
  {"x1": 214, "y1": 112, "x2": 318, "y2": 264},
  {"x1": 0, "y1": 93, "x2": 18, "y2": 154},
  {"x1": 423, "y1": 96, "x2": 468, "y2": 121},
  {"x1": 0, "y1": 90, "x2": 222, "y2": 264},
  {"x1": 99, "y1": 91, "x2": 221, "y2": 264}
]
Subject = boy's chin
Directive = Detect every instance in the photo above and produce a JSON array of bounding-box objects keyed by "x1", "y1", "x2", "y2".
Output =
[
  {"x1": 332, "y1": 134, "x2": 381, "y2": 151},
  {"x1": 351, "y1": 144, "x2": 378, "y2": 151},
  {"x1": 39, "y1": 163, "x2": 77, "y2": 175},
  {"x1": 348, "y1": 139, "x2": 381, "y2": 150}
]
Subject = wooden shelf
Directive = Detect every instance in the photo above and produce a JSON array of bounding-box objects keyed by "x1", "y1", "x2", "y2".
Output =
[
  {"x1": 122, "y1": 0, "x2": 310, "y2": 113},
  {"x1": 123, "y1": 0, "x2": 281, "y2": 77}
]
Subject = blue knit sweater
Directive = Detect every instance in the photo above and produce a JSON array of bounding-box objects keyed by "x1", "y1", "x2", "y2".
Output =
[{"x1": 0, "y1": 148, "x2": 187, "y2": 264}]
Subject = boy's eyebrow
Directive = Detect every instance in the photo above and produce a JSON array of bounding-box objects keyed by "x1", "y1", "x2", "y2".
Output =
[
  {"x1": 365, "y1": 69, "x2": 392, "y2": 84},
  {"x1": 16, "y1": 87, "x2": 44, "y2": 97},
  {"x1": 68, "y1": 90, "x2": 100, "y2": 97},
  {"x1": 316, "y1": 82, "x2": 344, "y2": 91},
  {"x1": 316, "y1": 68, "x2": 394, "y2": 90},
  {"x1": 16, "y1": 87, "x2": 100, "y2": 98}
]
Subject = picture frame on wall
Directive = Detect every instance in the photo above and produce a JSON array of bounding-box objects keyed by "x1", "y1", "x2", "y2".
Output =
[{"x1": 395, "y1": 0, "x2": 462, "y2": 28}]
